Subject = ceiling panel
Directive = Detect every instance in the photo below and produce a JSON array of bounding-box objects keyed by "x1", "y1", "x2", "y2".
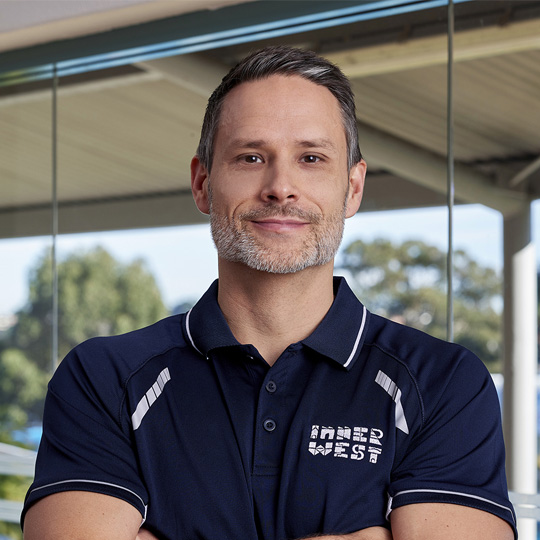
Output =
[{"x1": 1, "y1": 2, "x2": 539, "y2": 237}]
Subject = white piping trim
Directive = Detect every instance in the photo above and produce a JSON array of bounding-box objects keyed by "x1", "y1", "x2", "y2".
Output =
[
  {"x1": 390, "y1": 488, "x2": 515, "y2": 522},
  {"x1": 343, "y1": 305, "x2": 367, "y2": 368},
  {"x1": 29, "y1": 478, "x2": 147, "y2": 509},
  {"x1": 185, "y1": 308, "x2": 203, "y2": 355}
]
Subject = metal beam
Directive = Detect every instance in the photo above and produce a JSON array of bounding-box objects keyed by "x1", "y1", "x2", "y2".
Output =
[
  {"x1": 136, "y1": 54, "x2": 228, "y2": 98},
  {"x1": 509, "y1": 155, "x2": 540, "y2": 188},
  {"x1": 0, "y1": 192, "x2": 207, "y2": 239},
  {"x1": 0, "y1": 442, "x2": 36, "y2": 477},
  {"x1": 358, "y1": 121, "x2": 527, "y2": 217},
  {"x1": 0, "y1": 70, "x2": 161, "y2": 109},
  {"x1": 326, "y1": 17, "x2": 540, "y2": 78},
  {"x1": 0, "y1": 499, "x2": 23, "y2": 524}
]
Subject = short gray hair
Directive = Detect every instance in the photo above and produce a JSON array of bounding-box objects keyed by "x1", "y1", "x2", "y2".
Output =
[{"x1": 196, "y1": 46, "x2": 362, "y2": 171}]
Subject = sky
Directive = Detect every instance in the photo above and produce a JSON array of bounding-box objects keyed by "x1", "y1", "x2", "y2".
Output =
[{"x1": 2, "y1": 201, "x2": 539, "y2": 316}]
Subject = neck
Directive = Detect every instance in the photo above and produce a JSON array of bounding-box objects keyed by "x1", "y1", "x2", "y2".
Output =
[{"x1": 217, "y1": 259, "x2": 335, "y2": 366}]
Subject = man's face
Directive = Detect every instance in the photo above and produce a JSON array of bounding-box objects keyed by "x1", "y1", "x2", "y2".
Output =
[{"x1": 194, "y1": 74, "x2": 365, "y2": 274}]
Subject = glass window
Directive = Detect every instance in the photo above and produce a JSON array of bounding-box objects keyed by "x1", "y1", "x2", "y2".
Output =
[
  {"x1": 1, "y1": 0, "x2": 540, "y2": 536},
  {"x1": 0, "y1": 76, "x2": 54, "y2": 538},
  {"x1": 52, "y1": 62, "x2": 216, "y2": 360}
]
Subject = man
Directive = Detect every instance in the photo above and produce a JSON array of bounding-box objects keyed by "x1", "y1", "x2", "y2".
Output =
[{"x1": 23, "y1": 46, "x2": 516, "y2": 539}]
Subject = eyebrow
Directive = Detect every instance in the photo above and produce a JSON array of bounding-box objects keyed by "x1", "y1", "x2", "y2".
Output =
[
  {"x1": 227, "y1": 138, "x2": 338, "y2": 151},
  {"x1": 297, "y1": 138, "x2": 337, "y2": 151},
  {"x1": 227, "y1": 139, "x2": 266, "y2": 149}
]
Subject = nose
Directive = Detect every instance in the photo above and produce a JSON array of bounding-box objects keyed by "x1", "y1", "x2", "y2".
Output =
[{"x1": 260, "y1": 160, "x2": 298, "y2": 204}]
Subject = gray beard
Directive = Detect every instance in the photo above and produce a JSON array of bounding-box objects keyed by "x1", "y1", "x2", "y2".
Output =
[{"x1": 209, "y1": 200, "x2": 346, "y2": 274}]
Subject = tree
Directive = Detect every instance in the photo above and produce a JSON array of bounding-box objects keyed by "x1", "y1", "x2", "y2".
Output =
[
  {"x1": 0, "y1": 349, "x2": 47, "y2": 434},
  {"x1": 11, "y1": 247, "x2": 168, "y2": 373},
  {"x1": 0, "y1": 247, "x2": 169, "y2": 536},
  {"x1": 338, "y1": 238, "x2": 503, "y2": 372},
  {"x1": 0, "y1": 246, "x2": 168, "y2": 432}
]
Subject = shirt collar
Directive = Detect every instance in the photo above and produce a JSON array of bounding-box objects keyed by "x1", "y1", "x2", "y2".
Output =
[
  {"x1": 302, "y1": 276, "x2": 369, "y2": 370},
  {"x1": 185, "y1": 277, "x2": 369, "y2": 370},
  {"x1": 185, "y1": 280, "x2": 240, "y2": 357}
]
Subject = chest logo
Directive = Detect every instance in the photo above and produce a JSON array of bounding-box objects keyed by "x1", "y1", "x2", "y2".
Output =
[{"x1": 308, "y1": 425, "x2": 384, "y2": 463}]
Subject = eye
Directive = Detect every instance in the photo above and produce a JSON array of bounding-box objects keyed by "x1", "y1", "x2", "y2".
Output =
[
  {"x1": 301, "y1": 155, "x2": 321, "y2": 163},
  {"x1": 241, "y1": 155, "x2": 263, "y2": 164}
]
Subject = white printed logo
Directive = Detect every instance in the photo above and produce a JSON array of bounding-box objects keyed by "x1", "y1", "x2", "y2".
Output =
[{"x1": 308, "y1": 424, "x2": 384, "y2": 463}]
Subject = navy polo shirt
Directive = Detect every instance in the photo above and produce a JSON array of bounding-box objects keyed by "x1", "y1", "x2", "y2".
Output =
[{"x1": 23, "y1": 277, "x2": 517, "y2": 539}]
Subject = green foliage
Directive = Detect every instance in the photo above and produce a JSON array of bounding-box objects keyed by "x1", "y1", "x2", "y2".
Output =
[
  {"x1": 0, "y1": 349, "x2": 47, "y2": 432},
  {"x1": 12, "y1": 247, "x2": 168, "y2": 373},
  {"x1": 0, "y1": 474, "x2": 31, "y2": 502},
  {"x1": 0, "y1": 246, "x2": 168, "y2": 509},
  {"x1": 0, "y1": 521, "x2": 22, "y2": 540},
  {"x1": 338, "y1": 238, "x2": 503, "y2": 372}
]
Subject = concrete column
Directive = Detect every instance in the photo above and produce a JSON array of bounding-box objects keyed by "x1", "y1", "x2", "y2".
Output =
[{"x1": 503, "y1": 206, "x2": 537, "y2": 540}]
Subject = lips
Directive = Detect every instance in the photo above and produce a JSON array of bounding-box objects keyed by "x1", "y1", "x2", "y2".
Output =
[
  {"x1": 251, "y1": 218, "x2": 309, "y2": 232},
  {"x1": 240, "y1": 205, "x2": 320, "y2": 226},
  {"x1": 246, "y1": 208, "x2": 316, "y2": 233},
  {"x1": 253, "y1": 218, "x2": 308, "y2": 226}
]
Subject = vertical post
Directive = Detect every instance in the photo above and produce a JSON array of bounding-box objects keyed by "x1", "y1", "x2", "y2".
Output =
[
  {"x1": 446, "y1": 0, "x2": 454, "y2": 343},
  {"x1": 503, "y1": 205, "x2": 537, "y2": 540},
  {"x1": 51, "y1": 64, "x2": 59, "y2": 373}
]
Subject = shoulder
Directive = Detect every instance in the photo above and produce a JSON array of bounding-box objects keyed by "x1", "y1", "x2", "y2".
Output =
[
  {"x1": 50, "y1": 314, "x2": 190, "y2": 399},
  {"x1": 365, "y1": 312, "x2": 476, "y2": 370},
  {"x1": 364, "y1": 312, "x2": 495, "y2": 422},
  {"x1": 77, "y1": 314, "x2": 188, "y2": 363}
]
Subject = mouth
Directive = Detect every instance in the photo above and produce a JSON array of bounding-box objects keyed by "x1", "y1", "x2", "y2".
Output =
[
  {"x1": 239, "y1": 205, "x2": 320, "y2": 233},
  {"x1": 251, "y1": 218, "x2": 309, "y2": 232}
]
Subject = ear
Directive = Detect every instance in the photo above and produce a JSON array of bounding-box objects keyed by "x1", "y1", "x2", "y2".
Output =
[
  {"x1": 191, "y1": 156, "x2": 210, "y2": 215},
  {"x1": 345, "y1": 159, "x2": 366, "y2": 218}
]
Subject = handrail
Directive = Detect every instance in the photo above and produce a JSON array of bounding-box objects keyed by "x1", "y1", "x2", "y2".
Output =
[
  {"x1": 0, "y1": 499, "x2": 23, "y2": 524},
  {"x1": 509, "y1": 491, "x2": 540, "y2": 520}
]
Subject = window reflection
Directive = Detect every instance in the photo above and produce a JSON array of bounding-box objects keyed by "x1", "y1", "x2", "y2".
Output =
[
  {"x1": 0, "y1": 1, "x2": 540, "y2": 536},
  {"x1": 0, "y1": 75, "x2": 53, "y2": 537}
]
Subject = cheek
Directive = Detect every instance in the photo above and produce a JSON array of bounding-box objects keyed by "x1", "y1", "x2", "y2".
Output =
[
  {"x1": 210, "y1": 189, "x2": 248, "y2": 219},
  {"x1": 316, "y1": 189, "x2": 348, "y2": 216},
  {"x1": 213, "y1": 175, "x2": 263, "y2": 206}
]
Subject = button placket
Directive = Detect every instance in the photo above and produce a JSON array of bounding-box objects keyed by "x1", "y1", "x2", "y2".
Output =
[{"x1": 253, "y1": 354, "x2": 294, "y2": 472}]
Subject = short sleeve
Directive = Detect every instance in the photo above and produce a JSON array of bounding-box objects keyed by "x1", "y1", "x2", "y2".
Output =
[
  {"x1": 22, "y1": 344, "x2": 148, "y2": 527},
  {"x1": 387, "y1": 351, "x2": 517, "y2": 537}
]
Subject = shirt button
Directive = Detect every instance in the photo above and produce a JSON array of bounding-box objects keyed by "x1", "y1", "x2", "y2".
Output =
[
  {"x1": 263, "y1": 418, "x2": 276, "y2": 432},
  {"x1": 265, "y1": 380, "x2": 277, "y2": 393},
  {"x1": 246, "y1": 355, "x2": 254, "y2": 360}
]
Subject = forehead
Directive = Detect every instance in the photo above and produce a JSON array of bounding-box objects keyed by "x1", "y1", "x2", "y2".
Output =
[{"x1": 216, "y1": 74, "x2": 345, "y2": 146}]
